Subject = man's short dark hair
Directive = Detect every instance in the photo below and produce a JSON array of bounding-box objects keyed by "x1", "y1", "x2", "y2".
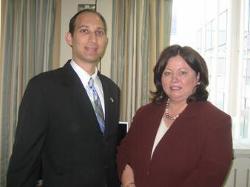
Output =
[{"x1": 69, "y1": 9, "x2": 107, "y2": 35}]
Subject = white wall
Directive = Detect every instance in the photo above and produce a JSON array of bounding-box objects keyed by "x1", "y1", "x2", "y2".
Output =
[
  {"x1": 223, "y1": 149, "x2": 250, "y2": 187},
  {"x1": 60, "y1": 0, "x2": 113, "y2": 77}
]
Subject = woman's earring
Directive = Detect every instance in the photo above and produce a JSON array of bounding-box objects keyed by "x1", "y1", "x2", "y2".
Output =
[{"x1": 160, "y1": 92, "x2": 165, "y2": 99}]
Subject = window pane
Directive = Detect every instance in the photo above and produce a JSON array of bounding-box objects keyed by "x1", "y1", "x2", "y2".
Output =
[
  {"x1": 218, "y1": 11, "x2": 227, "y2": 46},
  {"x1": 240, "y1": 0, "x2": 250, "y2": 141},
  {"x1": 170, "y1": 0, "x2": 250, "y2": 148}
]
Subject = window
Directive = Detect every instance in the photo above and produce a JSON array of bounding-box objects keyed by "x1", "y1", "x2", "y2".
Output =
[
  {"x1": 171, "y1": 0, "x2": 250, "y2": 149},
  {"x1": 239, "y1": 0, "x2": 250, "y2": 141}
]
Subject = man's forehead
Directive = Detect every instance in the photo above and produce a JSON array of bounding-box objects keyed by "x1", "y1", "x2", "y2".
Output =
[
  {"x1": 77, "y1": 12, "x2": 102, "y2": 23},
  {"x1": 76, "y1": 13, "x2": 104, "y2": 26}
]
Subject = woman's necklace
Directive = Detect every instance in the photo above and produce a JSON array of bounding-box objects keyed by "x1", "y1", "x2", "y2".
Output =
[{"x1": 164, "y1": 100, "x2": 179, "y2": 120}]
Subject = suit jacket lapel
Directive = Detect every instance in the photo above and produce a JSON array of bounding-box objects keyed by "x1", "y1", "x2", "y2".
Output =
[
  {"x1": 63, "y1": 62, "x2": 113, "y2": 136},
  {"x1": 99, "y1": 74, "x2": 115, "y2": 137},
  {"x1": 62, "y1": 61, "x2": 104, "y2": 134}
]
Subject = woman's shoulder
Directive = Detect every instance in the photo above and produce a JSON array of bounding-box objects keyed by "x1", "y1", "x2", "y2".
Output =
[
  {"x1": 135, "y1": 102, "x2": 164, "y2": 114},
  {"x1": 191, "y1": 101, "x2": 231, "y2": 121}
]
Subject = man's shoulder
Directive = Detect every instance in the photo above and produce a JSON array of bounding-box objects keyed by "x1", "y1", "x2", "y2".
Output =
[
  {"x1": 30, "y1": 61, "x2": 73, "y2": 83},
  {"x1": 29, "y1": 67, "x2": 64, "y2": 83},
  {"x1": 99, "y1": 73, "x2": 120, "y2": 90}
]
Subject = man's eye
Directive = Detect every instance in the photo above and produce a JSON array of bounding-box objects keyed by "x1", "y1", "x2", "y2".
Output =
[
  {"x1": 80, "y1": 29, "x2": 89, "y2": 33},
  {"x1": 96, "y1": 30, "x2": 105, "y2": 36}
]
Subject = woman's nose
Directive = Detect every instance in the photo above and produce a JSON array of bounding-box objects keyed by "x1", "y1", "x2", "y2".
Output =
[{"x1": 171, "y1": 73, "x2": 179, "y2": 82}]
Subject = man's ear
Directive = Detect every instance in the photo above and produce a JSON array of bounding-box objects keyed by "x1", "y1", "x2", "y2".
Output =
[
  {"x1": 65, "y1": 32, "x2": 73, "y2": 47},
  {"x1": 105, "y1": 37, "x2": 109, "y2": 48},
  {"x1": 197, "y1": 72, "x2": 200, "y2": 81}
]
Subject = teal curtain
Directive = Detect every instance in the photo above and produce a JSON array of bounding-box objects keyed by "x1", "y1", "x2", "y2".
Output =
[
  {"x1": 111, "y1": 0, "x2": 173, "y2": 123},
  {"x1": 0, "y1": 0, "x2": 57, "y2": 186}
]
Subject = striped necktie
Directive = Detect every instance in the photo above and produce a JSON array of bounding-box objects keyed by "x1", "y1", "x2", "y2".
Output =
[{"x1": 88, "y1": 78, "x2": 105, "y2": 133}]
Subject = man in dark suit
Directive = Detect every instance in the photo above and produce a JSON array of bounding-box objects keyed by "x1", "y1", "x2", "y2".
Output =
[{"x1": 7, "y1": 9, "x2": 120, "y2": 187}]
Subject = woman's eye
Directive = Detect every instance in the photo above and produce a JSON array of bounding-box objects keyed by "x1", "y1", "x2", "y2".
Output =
[
  {"x1": 180, "y1": 71, "x2": 187, "y2": 75},
  {"x1": 163, "y1": 71, "x2": 171, "y2": 76}
]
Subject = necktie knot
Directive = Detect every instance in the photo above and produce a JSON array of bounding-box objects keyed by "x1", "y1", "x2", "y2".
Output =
[{"x1": 88, "y1": 77, "x2": 94, "y2": 89}]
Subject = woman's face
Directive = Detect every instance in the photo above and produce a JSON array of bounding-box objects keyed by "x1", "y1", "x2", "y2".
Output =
[{"x1": 161, "y1": 55, "x2": 200, "y2": 102}]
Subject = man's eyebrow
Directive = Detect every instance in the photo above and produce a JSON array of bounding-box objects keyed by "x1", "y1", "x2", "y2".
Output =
[
  {"x1": 77, "y1": 25, "x2": 105, "y2": 31},
  {"x1": 77, "y1": 25, "x2": 88, "y2": 29},
  {"x1": 97, "y1": 27, "x2": 105, "y2": 30}
]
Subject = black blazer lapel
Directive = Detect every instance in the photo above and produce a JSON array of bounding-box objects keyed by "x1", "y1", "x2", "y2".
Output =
[
  {"x1": 62, "y1": 61, "x2": 103, "y2": 134},
  {"x1": 99, "y1": 73, "x2": 119, "y2": 137}
]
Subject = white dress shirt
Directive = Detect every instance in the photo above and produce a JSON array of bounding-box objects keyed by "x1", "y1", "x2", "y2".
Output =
[{"x1": 70, "y1": 60, "x2": 105, "y2": 115}]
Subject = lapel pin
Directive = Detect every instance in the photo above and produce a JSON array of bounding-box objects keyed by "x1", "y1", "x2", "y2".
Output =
[{"x1": 110, "y1": 97, "x2": 114, "y2": 103}]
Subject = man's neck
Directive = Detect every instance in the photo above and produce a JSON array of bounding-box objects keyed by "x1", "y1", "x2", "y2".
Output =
[{"x1": 73, "y1": 59, "x2": 98, "y2": 75}]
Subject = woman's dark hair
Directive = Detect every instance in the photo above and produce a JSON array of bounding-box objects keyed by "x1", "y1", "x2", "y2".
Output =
[
  {"x1": 151, "y1": 44, "x2": 209, "y2": 103},
  {"x1": 69, "y1": 9, "x2": 107, "y2": 35}
]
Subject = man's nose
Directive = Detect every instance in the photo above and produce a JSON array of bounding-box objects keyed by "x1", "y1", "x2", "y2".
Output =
[{"x1": 88, "y1": 32, "x2": 97, "y2": 42}]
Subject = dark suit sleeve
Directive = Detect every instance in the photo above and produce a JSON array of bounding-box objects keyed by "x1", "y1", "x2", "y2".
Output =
[
  {"x1": 7, "y1": 77, "x2": 48, "y2": 187},
  {"x1": 180, "y1": 115, "x2": 233, "y2": 187}
]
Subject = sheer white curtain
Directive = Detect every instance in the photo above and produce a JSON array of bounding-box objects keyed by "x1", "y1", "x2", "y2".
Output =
[
  {"x1": 0, "y1": 0, "x2": 60, "y2": 186},
  {"x1": 111, "y1": 0, "x2": 173, "y2": 123}
]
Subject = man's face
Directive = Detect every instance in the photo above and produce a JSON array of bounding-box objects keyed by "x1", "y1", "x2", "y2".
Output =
[{"x1": 66, "y1": 12, "x2": 108, "y2": 65}]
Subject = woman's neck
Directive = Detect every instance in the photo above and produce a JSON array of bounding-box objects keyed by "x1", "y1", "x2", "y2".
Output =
[{"x1": 166, "y1": 99, "x2": 187, "y2": 117}]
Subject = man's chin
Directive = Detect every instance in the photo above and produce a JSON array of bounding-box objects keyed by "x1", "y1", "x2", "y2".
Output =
[
  {"x1": 85, "y1": 58, "x2": 101, "y2": 64},
  {"x1": 76, "y1": 54, "x2": 103, "y2": 64}
]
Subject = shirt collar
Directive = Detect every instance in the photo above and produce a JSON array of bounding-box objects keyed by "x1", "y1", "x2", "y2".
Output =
[{"x1": 70, "y1": 60, "x2": 98, "y2": 87}]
